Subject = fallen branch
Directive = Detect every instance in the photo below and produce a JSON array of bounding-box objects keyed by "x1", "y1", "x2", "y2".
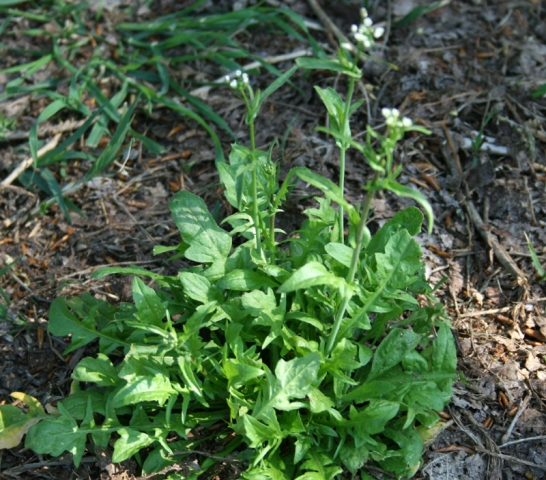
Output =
[
  {"x1": 460, "y1": 196, "x2": 527, "y2": 283},
  {"x1": 190, "y1": 49, "x2": 313, "y2": 100},
  {"x1": 440, "y1": 127, "x2": 527, "y2": 284},
  {"x1": 1, "y1": 133, "x2": 62, "y2": 187},
  {"x1": 305, "y1": 0, "x2": 351, "y2": 51}
]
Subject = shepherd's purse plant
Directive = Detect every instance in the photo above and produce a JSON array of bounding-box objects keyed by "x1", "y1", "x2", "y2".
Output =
[{"x1": 0, "y1": 10, "x2": 457, "y2": 479}]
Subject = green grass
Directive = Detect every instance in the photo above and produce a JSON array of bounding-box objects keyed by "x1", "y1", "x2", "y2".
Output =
[{"x1": 0, "y1": 0, "x2": 320, "y2": 222}]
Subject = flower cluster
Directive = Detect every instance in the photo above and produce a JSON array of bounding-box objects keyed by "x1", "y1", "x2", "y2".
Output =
[
  {"x1": 382, "y1": 108, "x2": 413, "y2": 128},
  {"x1": 350, "y1": 8, "x2": 384, "y2": 49},
  {"x1": 223, "y1": 69, "x2": 249, "y2": 89}
]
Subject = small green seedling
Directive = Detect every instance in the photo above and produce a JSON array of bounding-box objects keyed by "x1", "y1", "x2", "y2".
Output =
[{"x1": 525, "y1": 232, "x2": 546, "y2": 282}]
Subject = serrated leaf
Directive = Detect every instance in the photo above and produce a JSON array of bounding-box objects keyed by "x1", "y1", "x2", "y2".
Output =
[
  {"x1": 224, "y1": 358, "x2": 265, "y2": 387},
  {"x1": 48, "y1": 297, "x2": 129, "y2": 354},
  {"x1": 376, "y1": 230, "x2": 422, "y2": 289},
  {"x1": 61, "y1": 389, "x2": 108, "y2": 420},
  {"x1": 48, "y1": 297, "x2": 100, "y2": 354},
  {"x1": 323, "y1": 339, "x2": 361, "y2": 380},
  {"x1": 256, "y1": 353, "x2": 321, "y2": 418},
  {"x1": 132, "y1": 277, "x2": 165, "y2": 327},
  {"x1": 242, "y1": 414, "x2": 282, "y2": 448},
  {"x1": 297, "y1": 451, "x2": 343, "y2": 480},
  {"x1": 169, "y1": 191, "x2": 231, "y2": 270},
  {"x1": 359, "y1": 229, "x2": 423, "y2": 317},
  {"x1": 25, "y1": 403, "x2": 87, "y2": 466}
]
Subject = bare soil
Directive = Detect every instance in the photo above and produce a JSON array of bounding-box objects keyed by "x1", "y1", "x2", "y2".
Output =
[{"x1": 1, "y1": 0, "x2": 546, "y2": 479}]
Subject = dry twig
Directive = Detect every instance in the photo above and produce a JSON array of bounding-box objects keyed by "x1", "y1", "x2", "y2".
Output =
[
  {"x1": 501, "y1": 395, "x2": 532, "y2": 445},
  {"x1": 305, "y1": 0, "x2": 350, "y2": 51},
  {"x1": 1, "y1": 133, "x2": 61, "y2": 187},
  {"x1": 440, "y1": 126, "x2": 527, "y2": 284}
]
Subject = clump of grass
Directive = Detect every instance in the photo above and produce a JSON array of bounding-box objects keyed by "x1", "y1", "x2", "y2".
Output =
[{"x1": 0, "y1": 0, "x2": 319, "y2": 221}]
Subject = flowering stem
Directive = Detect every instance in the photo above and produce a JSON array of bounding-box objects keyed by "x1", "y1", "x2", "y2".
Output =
[
  {"x1": 327, "y1": 171, "x2": 379, "y2": 356},
  {"x1": 248, "y1": 119, "x2": 262, "y2": 258},
  {"x1": 338, "y1": 76, "x2": 355, "y2": 244},
  {"x1": 269, "y1": 214, "x2": 276, "y2": 261}
]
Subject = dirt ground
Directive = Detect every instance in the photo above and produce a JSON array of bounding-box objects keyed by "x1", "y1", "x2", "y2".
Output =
[{"x1": 1, "y1": 0, "x2": 546, "y2": 478}]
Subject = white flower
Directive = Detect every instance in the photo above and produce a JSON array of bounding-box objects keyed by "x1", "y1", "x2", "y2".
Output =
[
  {"x1": 230, "y1": 79, "x2": 238, "y2": 88},
  {"x1": 223, "y1": 75, "x2": 231, "y2": 83},
  {"x1": 349, "y1": 11, "x2": 382, "y2": 50},
  {"x1": 235, "y1": 69, "x2": 242, "y2": 77},
  {"x1": 374, "y1": 26, "x2": 385, "y2": 38},
  {"x1": 354, "y1": 32, "x2": 366, "y2": 43},
  {"x1": 242, "y1": 73, "x2": 249, "y2": 84},
  {"x1": 340, "y1": 42, "x2": 353, "y2": 50},
  {"x1": 382, "y1": 108, "x2": 413, "y2": 128}
]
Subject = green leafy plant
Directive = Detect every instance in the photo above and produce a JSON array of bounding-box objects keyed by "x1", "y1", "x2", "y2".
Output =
[
  {"x1": 392, "y1": 1, "x2": 450, "y2": 28},
  {"x1": 470, "y1": 107, "x2": 501, "y2": 166},
  {"x1": 524, "y1": 232, "x2": 546, "y2": 282},
  {"x1": 532, "y1": 83, "x2": 546, "y2": 99},
  {"x1": 0, "y1": 14, "x2": 456, "y2": 479}
]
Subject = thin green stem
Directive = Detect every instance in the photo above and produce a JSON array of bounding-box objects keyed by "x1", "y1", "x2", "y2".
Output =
[
  {"x1": 269, "y1": 213, "x2": 276, "y2": 260},
  {"x1": 249, "y1": 119, "x2": 262, "y2": 258},
  {"x1": 338, "y1": 76, "x2": 356, "y2": 244},
  {"x1": 338, "y1": 147, "x2": 347, "y2": 243},
  {"x1": 346, "y1": 171, "x2": 379, "y2": 283},
  {"x1": 326, "y1": 171, "x2": 380, "y2": 356}
]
